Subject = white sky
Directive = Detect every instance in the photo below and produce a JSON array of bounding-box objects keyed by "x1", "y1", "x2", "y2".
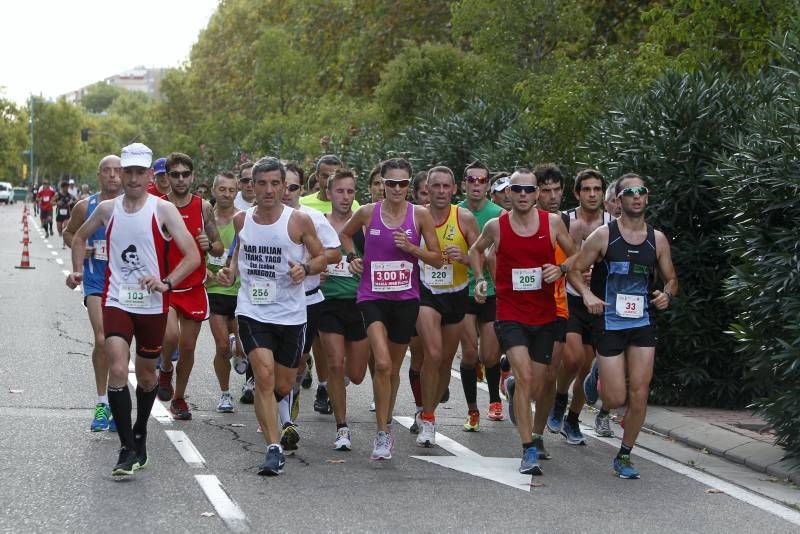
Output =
[{"x1": 0, "y1": 0, "x2": 220, "y2": 105}]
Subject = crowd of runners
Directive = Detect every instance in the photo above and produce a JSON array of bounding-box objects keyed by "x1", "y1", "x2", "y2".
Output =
[{"x1": 63, "y1": 142, "x2": 677, "y2": 480}]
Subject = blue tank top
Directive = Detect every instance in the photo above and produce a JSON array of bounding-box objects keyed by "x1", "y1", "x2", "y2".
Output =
[{"x1": 83, "y1": 193, "x2": 109, "y2": 296}]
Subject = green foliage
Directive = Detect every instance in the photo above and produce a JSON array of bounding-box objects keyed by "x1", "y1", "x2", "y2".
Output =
[
  {"x1": 32, "y1": 97, "x2": 85, "y2": 178},
  {"x1": 0, "y1": 96, "x2": 28, "y2": 182},
  {"x1": 80, "y1": 82, "x2": 125, "y2": 114}
]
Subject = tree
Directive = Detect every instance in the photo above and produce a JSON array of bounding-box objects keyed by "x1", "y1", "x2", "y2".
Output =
[
  {"x1": 32, "y1": 97, "x2": 84, "y2": 178},
  {"x1": 80, "y1": 82, "x2": 125, "y2": 114},
  {"x1": 0, "y1": 96, "x2": 28, "y2": 182}
]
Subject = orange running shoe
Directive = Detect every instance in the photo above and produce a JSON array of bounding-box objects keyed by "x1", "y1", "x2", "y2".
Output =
[{"x1": 487, "y1": 401, "x2": 504, "y2": 421}]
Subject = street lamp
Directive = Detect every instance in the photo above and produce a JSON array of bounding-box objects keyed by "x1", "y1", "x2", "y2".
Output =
[{"x1": 28, "y1": 96, "x2": 34, "y2": 186}]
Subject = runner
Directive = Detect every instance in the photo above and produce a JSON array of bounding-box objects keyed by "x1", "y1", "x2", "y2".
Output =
[
  {"x1": 217, "y1": 156, "x2": 327, "y2": 476},
  {"x1": 63, "y1": 155, "x2": 123, "y2": 432},
  {"x1": 569, "y1": 173, "x2": 678, "y2": 479},
  {"x1": 54, "y1": 180, "x2": 76, "y2": 246},
  {"x1": 468, "y1": 168, "x2": 576, "y2": 475},
  {"x1": 65, "y1": 142, "x2": 200, "y2": 476},
  {"x1": 415, "y1": 166, "x2": 479, "y2": 447},
  {"x1": 604, "y1": 178, "x2": 621, "y2": 218},
  {"x1": 547, "y1": 169, "x2": 613, "y2": 444},
  {"x1": 339, "y1": 157, "x2": 442, "y2": 460},
  {"x1": 37, "y1": 179, "x2": 55, "y2": 237},
  {"x1": 490, "y1": 174, "x2": 511, "y2": 210},
  {"x1": 368, "y1": 165, "x2": 384, "y2": 202},
  {"x1": 234, "y1": 161, "x2": 255, "y2": 211},
  {"x1": 146, "y1": 157, "x2": 170, "y2": 196},
  {"x1": 319, "y1": 168, "x2": 370, "y2": 451},
  {"x1": 205, "y1": 171, "x2": 246, "y2": 414},
  {"x1": 156, "y1": 152, "x2": 224, "y2": 420},
  {"x1": 457, "y1": 160, "x2": 506, "y2": 432}
]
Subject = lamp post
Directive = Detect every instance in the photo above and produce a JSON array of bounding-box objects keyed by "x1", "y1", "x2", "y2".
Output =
[{"x1": 28, "y1": 96, "x2": 34, "y2": 186}]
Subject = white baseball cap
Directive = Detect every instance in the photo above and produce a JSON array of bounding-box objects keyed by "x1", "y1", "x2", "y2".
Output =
[
  {"x1": 121, "y1": 143, "x2": 153, "y2": 168},
  {"x1": 491, "y1": 176, "x2": 510, "y2": 193}
]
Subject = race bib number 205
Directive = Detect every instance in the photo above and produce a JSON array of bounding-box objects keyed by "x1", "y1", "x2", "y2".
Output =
[{"x1": 511, "y1": 267, "x2": 542, "y2": 291}]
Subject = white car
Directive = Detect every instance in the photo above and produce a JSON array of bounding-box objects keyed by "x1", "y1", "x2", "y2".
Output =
[{"x1": 0, "y1": 182, "x2": 14, "y2": 204}]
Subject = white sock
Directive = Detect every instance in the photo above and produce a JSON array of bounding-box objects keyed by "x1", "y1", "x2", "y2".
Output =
[
  {"x1": 98, "y1": 395, "x2": 108, "y2": 405},
  {"x1": 221, "y1": 390, "x2": 230, "y2": 396},
  {"x1": 269, "y1": 442, "x2": 283, "y2": 453},
  {"x1": 278, "y1": 393, "x2": 292, "y2": 426}
]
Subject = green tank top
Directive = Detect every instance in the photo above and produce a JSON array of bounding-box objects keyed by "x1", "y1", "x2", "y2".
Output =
[
  {"x1": 206, "y1": 218, "x2": 240, "y2": 296},
  {"x1": 458, "y1": 199, "x2": 504, "y2": 297},
  {"x1": 321, "y1": 245, "x2": 360, "y2": 300}
]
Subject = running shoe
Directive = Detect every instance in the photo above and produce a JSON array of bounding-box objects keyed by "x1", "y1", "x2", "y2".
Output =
[
  {"x1": 409, "y1": 411, "x2": 422, "y2": 434},
  {"x1": 301, "y1": 358, "x2": 313, "y2": 389},
  {"x1": 533, "y1": 436, "x2": 551, "y2": 460},
  {"x1": 370, "y1": 431, "x2": 392, "y2": 460},
  {"x1": 280, "y1": 423, "x2": 300, "y2": 454},
  {"x1": 500, "y1": 369, "x2": 511, "y2": 398},
  {"x1": 170, "y1": 398, "x2": 192, "y2": 421},
  {"x1": 314, "y1": 385, "x2": 332, "y2": 414},
  {"x1": 291, "y1": 390, "x2": 300, "y2": 420},
  {"x1": 112, "y1": 446, "x2": 138, "y2": 476},
  {"x1": 416, "y1": 419, "x2": 436, "y2": 448},
  {"x1": 90, "y1": 403, "x2": 111, "y2": 432},
  {"x1": 157, "y1": 367, "x2": 174, "y2": 402},
  {"x1": 546, "y1": 403, "x2": 566, "y2": 434},
  {"x1": 133, "y1": 432, "x2": 148, "y2": 471},
  {"x1": 487, "y1": 401, "x2": 504, "y2": 421},
  {"x1": 519, "y1": 446, "x2": 542, "y2": 475},
  {"x1": 334, "y1": 427, "x2": 351, "y2": 451},
  {"x1": 463, "y1": 411, "x2": 480, "y2": 432},
  {"x1": 505, "y1": 375, "x2": 516, "y2": 425},
  {"x1": 216, "y1": 393, "x2": 234, "y2": 413},
  {"x1": 595, "y1": 412, "x2": 613, "y2": 437},
  {"x1": 109, "y1": 417, "x2": 117, "y2": 433},
  {"x1": 240, "y1": 377, "x2": 255, "y2": 404},
  {"x1": 258, "y1": 445, "x2": 285, "y2": 476},
  {"x1": 613, "y1": 454, "x2": 640, "y2": 479},
  {"x1": 583, "y1": 359, "x2": 600, "y2": 406},
  {"x1": 560, "y1": 419, "x2": 586, "y2": 445}
]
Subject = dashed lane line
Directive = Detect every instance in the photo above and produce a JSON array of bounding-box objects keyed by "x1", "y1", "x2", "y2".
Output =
[{"x1": 195, "y1": 475, "x2": 250, "y2": 533}]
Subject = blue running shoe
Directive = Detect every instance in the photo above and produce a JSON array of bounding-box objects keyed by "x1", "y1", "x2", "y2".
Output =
[
  {"x1": 258, "y1": 445, "x2": 285, "y2": 476},
  {"x1": 546, "y1": 404, "x2": 565, "y2": 434},
  {"x1": 560, "y1": 419, "x2": 586, "y2": 445},
  {"x1": 519, "y1": 446, "x2": 542, "y2": 475},
  {"x1": 613, "y1": 454, "x2": 640, "y2": 479},
  {"x1": 90, "y1": 403, "x2": 110, "y2": 432},
  {"x1": 505, "y1": 376, "x2": 516, "y2": 425},
  {"x1": 583, "y1": 359, "x2": 600, "y2": 406}
]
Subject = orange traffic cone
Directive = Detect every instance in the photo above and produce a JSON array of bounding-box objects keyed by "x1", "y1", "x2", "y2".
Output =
[
  {"x1": 20, "y1": 224, "x2": 29, "y2": 244},
  {"x1": 14, "y1": 242, "x2": 35, "y2": 269}
]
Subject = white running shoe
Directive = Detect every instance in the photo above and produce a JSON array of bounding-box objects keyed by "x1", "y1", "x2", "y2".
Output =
[
  {"x1": 370, "y1": 431, "x2": 391, "y2": 460},
  {"x1": 334, "y1": 427, "x2": 351, "y2": 451},
  {"x1": 595, "y1": 412, "x2": 613, "y2": 437},
  {"x1": 216, "y1": 393, "x2": 234, "y2": 413},
  {"x1": 416, "y1": 419, "x2": 436, "y2": 448}
]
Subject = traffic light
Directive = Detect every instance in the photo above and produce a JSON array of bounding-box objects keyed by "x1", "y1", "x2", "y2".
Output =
[{"x1": 81, "y1": 128, "x2": 90, "y2": 142}]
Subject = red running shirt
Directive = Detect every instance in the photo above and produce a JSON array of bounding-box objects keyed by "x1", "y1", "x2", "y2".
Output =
[
  {"x1": 166, "y1": 194, "x2": 206, "y2": 289},
  {"x1": 495, "y1": 210, "x2": 557, "y2": 325},
  {"x1": 37, "y1": 187, "x2": 55, "y2": 210}
]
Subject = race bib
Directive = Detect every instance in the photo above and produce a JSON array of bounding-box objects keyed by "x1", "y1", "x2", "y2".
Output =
[
  {"x1": 512, "y1": 267, "x2": 542, "y2": 291},
  {"x1": 59, "y1": 208, "x2": 68, "y2": 216},
  {"x1": 371, "y1": 260, "x2": 412, "y2": 292},
  {"x1": 249, "y1": 280, "x2": 277, "y2": 304},
  {"x1": 93, "y1": 240, "x2": 107, "y2": 261},
  {"x1": 327, "y1": 259, "x2": 353, "y2": 278},
  {"x1": 207, "y1": 253, "x2": 226, "y2": 267},
  {"x1": 424, "y1": 263, "x2": 453, "y2": 287},
  {"x1": 119, "y1": 283, "x2": 150, "y2": 308},
  {"x1": 615, "y1": 293, "x2": 644, "y2": 319}
]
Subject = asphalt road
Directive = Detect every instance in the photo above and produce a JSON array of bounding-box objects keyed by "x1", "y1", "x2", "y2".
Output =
[{"x1": 1, "y1": 202, "x2": 797, "y2": 533}]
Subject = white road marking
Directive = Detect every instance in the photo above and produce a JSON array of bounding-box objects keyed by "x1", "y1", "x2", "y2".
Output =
[
  {"x1": 61, "y1": 270, "x2": 70, "y2": 275},
  {"x1": 55, "y1": 258, "x2": 63, "y2": 265},
  {"x1": 126, "y1": 361, "x2": 172, "y2": 423},
  {"x1": 195, "y1": 475, "x2": 250, "y2": 533},
  {"x1": 165, "y1": 430, "x2": 206, "y2": 467},
  {"x1": 50, "y1": 251, "x2": 58, "y2": 256},
  {"x1": 394, "y1": 416, "x2": 479, "y2": 458},
  {"x1": 46, "y1": 244, "x2": 53, "y2": 249}
]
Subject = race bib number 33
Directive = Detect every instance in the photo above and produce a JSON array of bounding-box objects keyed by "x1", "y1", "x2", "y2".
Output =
[
  {"x1": 119, "y1": 283, "x2": 150, "y2": 308},
  {"x1": 615, "y1": 293, "x2": 644, "y2": 319},
  {"x1": 371, "y1": 261, "x2": 412, "y2": 292},
  {"x1": 512, "y1": 267, "x2": 542, "y2": 291},
  {"x1": 249, "y1": 280, "x2": 277, "y2": 304}
]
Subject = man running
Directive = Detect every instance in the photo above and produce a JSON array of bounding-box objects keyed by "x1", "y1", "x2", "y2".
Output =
[
  {"x1": 569, "y1": 173, "x2": 677, "y2": 479},
  {"x1": 37, "y1": 179, "x2": 55, "y2": 237},
  {"x1": 368, "y1": 165, "x2": 384, "y2": 202},
  {"x1": 339, "y1": 157, "x2": 442, "y2": 460},
  {"x1": 604, "y1": 178, "x2": 621, "y2": 218},
  {"x1": 147, "y1": 157, "x2": 170, "y2": 197},
  {"x1": 468, "y1": 168, "x2": 575, "y2": 475},
  {"x1": 66, "y1": 143, "x2": 200, "y2": 476},
  {"x1": 319, "y1": 169, "x2": 370, "y2": 451},
  {"x1": 156, "y1": 153, "x2": 224, "y2": 420},
  {"x1": 54, "y1": 181, "x2": 76, "y2": 245},
  {"x1": 218, "y1": 156, "x2": 326, "y2": 476},
  {"x1": 234, "y1": 162, "x2": 255, "y2": 211},
  {"x1": 63, "y1": 155, "x2": 123, "y2": 432},
  {"x1": 457, "y1": 161, "x2": 505, "y2": 432},
  {"x1": 415, "y1": 166, "x2": 479, "y2": 447}
]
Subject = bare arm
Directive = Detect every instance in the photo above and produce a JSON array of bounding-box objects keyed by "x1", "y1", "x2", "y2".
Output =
[
  {"x1": 152, "y1": 201, "x2": 202, "y2": 292},
  {"x1": 566, "y1": 226, "x2": 608, "y2": 314},
  {"x1": 445, "y1": 208, "x2": 479, "y2": 264},
  {"x1": 650, "y1": 230, "x2": 678, "y2": 310},
  {"x1": 408, "y1": 206, "x2": 443, "y2": 268},
  {"x1": 65, "y1": 200, "x2": 112, "y2": 288},
  {"x1": 201, "y1": 200, "x2": 224, "y2": 257},
  {"x1": 217, "y1": 212, "x2": 244, "y2": 287},
  {"x1": 543, "y1": 213, "x2": 578, "y2": 283},
  {"x1": 290, "y1": 211, "x2": 326, "y2": 284},
  {"x1": 339, "y1": 205, "x2": 372, "y2": 275},
  {"x1": 467, "y1": 218, "x2": 500, "y2": 303},
  {"x1": 63, "y1": 198, "x2": 89, "y2": 250}
]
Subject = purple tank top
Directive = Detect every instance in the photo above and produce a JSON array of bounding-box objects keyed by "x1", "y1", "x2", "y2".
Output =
[{"x1": 357, "y1": 201, "x2": 421, "y2": 302}]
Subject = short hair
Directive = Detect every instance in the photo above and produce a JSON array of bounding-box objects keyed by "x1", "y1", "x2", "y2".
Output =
[
  {"x1": 165, "y1": 152, "x2": 193, "y2": 173},
  {"x1": 252, "y1": 156, "x2": 286, "y2": 180},
  {"x1": 574, "y1": 168, "x2": 606, "y2": 193},
  {"x1": 212, "y1": 171, "x2": 236, "y2": 189},
  {"x1": 510, "y1": 167, "x2": 535, "y2": 183},
  {"x1": 533, "y1": 163, "x2": 563, "y2": 187},
  {"x1": 368, "y1": 164, "x2": 382, "y2": 183},
  {"x1": 615, "y1": 173, "x2": 645, "y2": 195},
  {"x1": 328, "y1": 168, "x2": 356, "y2": 190},
  {"x1": 284, "y1": 162, "x2": 305, "y2": 185},
  {"x1": 380, "y1": 158, "x2": 413, "y2": 179},
  {"x1": 59, "y1": 181, "x2": 68, "y2": 188},
  {"x1": 412, "y1": 170, "x2": 428, "y2": 194},
  {"x1": 239, "y1": 161, "x2": 254, "y2": 179},
  {"x1": 605, "y1": 179, "x2": 618, "y2": 202},
  {"x1": 427, "y1": 165, "x2": 455, "y2": 182},
  {"x1": 316, "y1": 154, "x2": 343, "y2": 173},
  {"x1": 306, "y1": 173, "x2": 318, "y2": 191},
  {"x1": 464, "y1": 160, "x2": 490, "y2": 179}
]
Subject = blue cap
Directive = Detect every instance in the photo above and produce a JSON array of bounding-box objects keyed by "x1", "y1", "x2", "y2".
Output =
[{"x1": 152, "y1": 157, "x2": 167, "y2": 175}]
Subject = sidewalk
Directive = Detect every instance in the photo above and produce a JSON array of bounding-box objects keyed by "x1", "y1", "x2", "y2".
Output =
[{"x1": 633, "y1": 405, "x2": 800, "y2": 484}]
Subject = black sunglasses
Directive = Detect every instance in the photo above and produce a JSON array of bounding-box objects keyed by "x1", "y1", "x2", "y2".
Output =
[
  {"x1": 617, "y1": 186, "x2": 649, "y2": 198},
  {"x1": 168, "y1": 170, "x2": 192, "y2": 179},
  {"x1": 384, "y1": 179, "x2": 410, "y2": 189},
  {"x1": 286, "y1": 184, "x2": 302, "y2": 192},
  {"x1": 508, "y1": 184, "x2": 538, "y2": 194}
]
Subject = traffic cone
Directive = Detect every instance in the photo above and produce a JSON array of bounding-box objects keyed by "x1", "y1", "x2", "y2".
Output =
[
  {"x1": 14, "y1": 242, "x2": 35, "y2": 269},
  {"x1": 20, "y1": 223, "x2": 29, "y2": 244}
]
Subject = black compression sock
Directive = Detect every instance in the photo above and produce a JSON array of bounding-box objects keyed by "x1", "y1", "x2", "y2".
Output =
[
  {"x1": 337, "y1": 422, "x2": 348, "y2": 429},
  {"x1": 460, "y1": 365, "x2": 478, "y2": 405},
  {"x1": 618, "y1": 443, "x2": 633, "y2": 458},
  {"x1": 599, "y1": 408, "x2": 610, "y2": 417},
  {"x1": 108, "y1": 385, "x2": 134, "y2": 448},
  {"x1": 566, "y1": 409, "x2": 580, "y2": 426},
  {"x1": 554, "y1": 392, "x2": 569, "y2": 411},
  {"x1": 133, "y1": 384, "x2": 157, "y2": 437},
  {"x1": 485, "y1": 363, "x2": 501, "y2": 403}
]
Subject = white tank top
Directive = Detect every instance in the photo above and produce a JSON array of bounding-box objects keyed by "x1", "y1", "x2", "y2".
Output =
[
  {"x1": 104, "y1": 195, "x2": 170, "y2": 314},
  {"x1": 235, "y1": 206, "x2": 307, "y2": 325},
  {"x1": 299, "y1": 205, "x2": 340, "y2": 305}
]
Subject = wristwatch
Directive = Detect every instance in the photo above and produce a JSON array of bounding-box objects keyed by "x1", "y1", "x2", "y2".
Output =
[
  {"x1": 346, "y1": 252, "x2": 360, "y2": 264},
  {"x1": 302, "y1": 263, "x2": 311, "y2": 276},
  {"x1": 559, "y1": 263, "x2": 568, "y2": 274},
  {"x1": 162, "y1": 278, "x2": 173, "y2": 291}
]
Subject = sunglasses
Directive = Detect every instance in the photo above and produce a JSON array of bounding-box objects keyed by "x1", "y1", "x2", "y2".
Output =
[
  {"x1": 617, "y1": 186, "x2": 649, "y2": 198},
  {"x1": 384, "y1": 179, "x2": 410, "y2": 189},
  {"x1": 465, "y1": 175, "x2": 488, "y2": 184},
  {"x1": 286, "y1": 183, "x2": 302, "y2": 192},
  {"x1": 168, "y1": 170, "x2": 192, "y2": 179},
  {"x1": 508, "y1": 184, "x2": 538, "y2": 194}
]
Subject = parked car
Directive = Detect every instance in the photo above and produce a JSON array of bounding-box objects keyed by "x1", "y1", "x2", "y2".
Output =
[
  {"x1": 13, "y1": 187, "x2": 27, "y2": 202},
  {"x1": 0, "y1": 182, "x2": 15, "y2": 204}
]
